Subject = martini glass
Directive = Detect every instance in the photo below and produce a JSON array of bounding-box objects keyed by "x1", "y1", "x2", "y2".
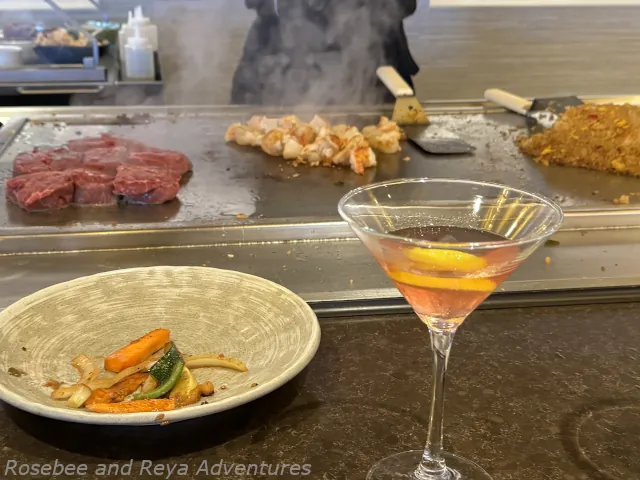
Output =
[{"x1": 338, "y1": 178, "x2": 563, "y2": 480}]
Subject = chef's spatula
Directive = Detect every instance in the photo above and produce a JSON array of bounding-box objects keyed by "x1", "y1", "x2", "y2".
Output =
[
  {"x1": 377, "y1": 66, "x2": 475, "y2": 155},
  {"x1": 484, "y1": 88, "x2": 584, "y2": 133}
]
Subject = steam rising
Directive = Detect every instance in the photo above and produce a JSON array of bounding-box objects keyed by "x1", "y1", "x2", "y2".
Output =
[
  {"x1": 158, "y1": 1, "x2": 248, "y2": 106},
  {"x1": 234, "y1": 0, "x2": 407, "y2": 106}
]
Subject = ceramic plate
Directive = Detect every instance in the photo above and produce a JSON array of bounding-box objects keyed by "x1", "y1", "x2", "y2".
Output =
[{"x1": 0, "y1": 266, "x2": 320, "y2": 425}]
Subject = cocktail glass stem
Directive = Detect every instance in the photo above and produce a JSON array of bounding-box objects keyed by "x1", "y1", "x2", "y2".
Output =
[{"x1": 414, "y1": 329, "x2": 456, "y2": 480}]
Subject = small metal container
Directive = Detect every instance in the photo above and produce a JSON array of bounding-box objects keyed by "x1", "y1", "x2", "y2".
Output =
[{"x1": 0, "y1": 45, "x2": 23, "y2": 68}]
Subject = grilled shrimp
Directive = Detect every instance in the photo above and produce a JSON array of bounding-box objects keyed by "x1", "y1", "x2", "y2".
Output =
[
  {"x1": 248, "y1": 115, "x2": 280, "y2": 134},
  {"x1": 235, "y1": 125, "x2": 263, "y2": 147},
  {"x1": 225, "y1": 123, "x2": 241, "y2": 143},
  {"x1": 332, "y1": 134, "x2": 367, "y2": 166},
  {"x1": 283, "y1": 138, "x2": 303, "y2": 160},
  {"x1": 366, "y1": 132, "x2": 402, "y2": 154},
  {"x1": 350, "y1": 146, "x2": 377, "y2": 175},
  {"x1": 362, "y1": 117, "x2": 403, "y2": 154},
  {"x1": 278, "y1": 115, "x2": 300, "y2": 129},
  {"x1": 291, "y1": 124, "x2": 317, "y2": 146},
  {"x1": 299, "y1": 135, "x2": 340, "y2": 166},
  {"x1": 261, "y1": 129, "x2": 288, "y2": 156},
  {"x1": 309, "y1": 114, "x2": 331, "y2": 132},
  {"x1": 332, "y1": 125, "x2": 361, "y2": 141}
]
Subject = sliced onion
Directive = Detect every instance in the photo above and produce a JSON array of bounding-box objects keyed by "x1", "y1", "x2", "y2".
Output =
[
  {"x1": 141, "y1": 375, "x2": 158, "y2": 393},
  {"x1": 87, "y1": 354, "x2": 161, "y2": 390},
  {"x1": 184, "y1": 355, "x2": 248, "y2": 372},
  {"x1": 51, "y1": 384, "x2": 80, "y2": 400},
  {"x1": 71, "y1": 354, "x2": 98, "y2": 384},
  {"x1": 67, "y1": 384, "x2": 92, "y2": 408}
]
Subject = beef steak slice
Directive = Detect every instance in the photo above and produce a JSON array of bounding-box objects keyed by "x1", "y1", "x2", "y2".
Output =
[
  {"x1": 111, "y1": 136, "x2": 160, "y2": 154},
  {"x1": 83, "y1": 146, "x2": 130, "y2": 175},
  {"x1": 71, "y1": 168, "x2": 116, "y2": 206},
  {"x1": 6, "y1": 171, "x2": 74, "y2": 211},
  {"x1": 128, "y1": 150, "x2": 193, "y2": 176},
  {"x1": 47, "y1": 148, "x2": 84, "y2": 171},
  {"x1": 113, "y1": 165, "x2": 181, "y2": 205},
  {"x1": 13, "y1": 151, "x2": 52, "y2": 176},
  {"x1": 67, "y1": 134, "x2": 118, "y2": 153}
]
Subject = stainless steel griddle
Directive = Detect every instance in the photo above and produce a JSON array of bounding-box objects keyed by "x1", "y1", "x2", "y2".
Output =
[{"x1": 0, "y1": 100, "x2": 638, "y2": 238}]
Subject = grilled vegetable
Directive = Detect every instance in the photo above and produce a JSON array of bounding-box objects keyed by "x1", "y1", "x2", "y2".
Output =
[
  {"x1": 72, "y1": 354, "x2": 99, "y2": 384},
  {"x1": 50, "y1": 354, "x2": 99, "y2": 400},
  {"x1": 88, "y1": 354, "x2": 161, "y2": 390},
  {"x1": 172, "y1": 380, "x2": 214, "y2": 408},
  {"x1": 85, "y1": 399, "x2": 176, "y2": 414},
  {"x1": 85, "y1": 373, "x2": 148, "y2": 406},
  {"x1": 149, "y1": 342, "x2": 181, "y2": 383},
  {"x1": 134, "y1": 359, "x2": 184, "y2": 400},
  {"x1": 51, "y1": 384, "x2": 81, "y2": 400},
  {"x1": 141, "y1": 375, "x2": 158, "y2": 393},
  {"x1": 169, "y1": 367, "x2": 198, "y2": 399},
  {"x1": 133, "y1": 343, "x2": 183, "y2": 400},
  {"x1": 184, "y1": 354, "x2": 248, "y2": 372},
  {"x1": 104, "y1": 329, "x2": 170, "y2": 373},
  {"x1": 67, "y1": 384, "x2": 92, "y2": 408},
  {"x1": 169, "y1": 366, "x2": 214, "y2": 407}
]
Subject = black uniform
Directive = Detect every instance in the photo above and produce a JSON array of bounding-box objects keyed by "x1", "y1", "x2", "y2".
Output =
[{"x1": 231, "y1": 0, "x2": 419, "y2": 105}]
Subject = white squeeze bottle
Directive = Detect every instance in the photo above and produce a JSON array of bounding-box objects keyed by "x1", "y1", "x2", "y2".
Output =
[
  {"x1": 118, "y1": 11, "x2": 134, "y2": 67},
  {"x1": 131, "y1": 6, "x2": 158, "y2": 52},
  {"x1": 124, "y1": 25, "x2": 155, "y2": 80}
]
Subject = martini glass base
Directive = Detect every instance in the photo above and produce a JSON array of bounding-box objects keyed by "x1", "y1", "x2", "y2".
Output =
[{"x1": 366, "y1": 451, "x2": 493, "y2": 480}]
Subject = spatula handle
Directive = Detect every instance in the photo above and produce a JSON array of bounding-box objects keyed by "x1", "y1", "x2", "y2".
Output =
[
  {"x1": 484, "y1": 88, "x2": 532, "y2": 116},
  {"x1": 377, "y1": 66, "x2": 414, "y2": 98}
]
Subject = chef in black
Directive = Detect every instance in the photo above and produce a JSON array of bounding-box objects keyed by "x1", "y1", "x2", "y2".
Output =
[{"x1": 231, "y1": 0, "x2": 419, "y2": 105}]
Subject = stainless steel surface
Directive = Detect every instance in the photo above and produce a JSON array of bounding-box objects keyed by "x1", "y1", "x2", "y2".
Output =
[
  {"x1": 16, "y1": 85, "x2": 104, "y2": 94},
  {"x1": 0, "y1": 45, "x2": 24, "y2": 68},
  {"x1": 0, "y1": 100, "x2": 639, "y2": 237},
  {"x1": 1, "y1": 222, "x2": 639, "y2": 316},
  {"x1": 0, "y1": 51, "x2": 163, "y2": 95},
  {"x1": 0, "y1": 65, "x2": 107, "y2": 83},
  {"x1": 0, "y1": 206, "x2": 636, "y2": 254}
]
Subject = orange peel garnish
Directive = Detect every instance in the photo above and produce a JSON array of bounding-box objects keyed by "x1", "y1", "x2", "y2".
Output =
[
  {"x1": 389, "y1": 271, "x2": 496, "y2": 292},
  {"x1": 405, "y1": 248, "x2": 488, "y2": 273}
]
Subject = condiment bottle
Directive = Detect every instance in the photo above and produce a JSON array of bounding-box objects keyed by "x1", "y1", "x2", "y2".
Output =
[
  {"x1": 124, "y1": 25, "x2": 155, "y2": 80},
  {"x1": 118, "y1": 11, "x2": 134, "y2": 68},
  {"x1": 130, "y1": 6, "x2": 158, "y2": 52}
]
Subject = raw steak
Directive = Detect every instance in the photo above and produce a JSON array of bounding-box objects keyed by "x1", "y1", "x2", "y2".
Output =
[
  {"x1": 113, "y1": 165, "x2": 181, "y2": 204},
  {"x1": 83, "y1": 146, "x2": 130, "y2": 175},
  {"x1": 5, "y1": 171, "x2": 74, "y2": 211},
  {"x1": 13, "y1": 151, "x2": 51, "y2": 176},
  {"x1": 71, "y1": 168, "x2": 116, "y2": 206},
  {"x1": 128, "y1": 150, "x2": 192, "y2": 176},
  {"x1": 67, "y1": 134, "x2": 118, "y2": 153},
  {"x1": 111, "y1": 136, "x2": 159, "y2": 154},
  {"x1": 13, "y1": 148, "x2": 84, "y2": 176},
  {"x1": 47, "y1": 148, "x2": 84, "y2": 171}
]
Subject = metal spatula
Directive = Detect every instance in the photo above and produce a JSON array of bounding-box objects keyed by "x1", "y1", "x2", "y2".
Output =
[
  {"x1": 484, "y1": 88, "x2": 584, "y2": 133},
  {"x1": 377, "y1": 66, "x2": 475, "y2": 155}
]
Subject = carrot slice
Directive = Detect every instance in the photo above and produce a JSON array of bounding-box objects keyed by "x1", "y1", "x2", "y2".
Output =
[
  {"x1": 104, "y1": 329, "x2": 170, "y2": 373},
  {"x1": 85, "y1": 399, "x2": 176, "y2": 414},
  {"x1": 85, "y1": 373, "x2": 149, "y2": 407}
]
